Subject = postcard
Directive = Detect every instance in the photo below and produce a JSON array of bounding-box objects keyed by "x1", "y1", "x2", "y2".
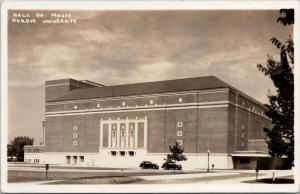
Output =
[{"x1": 1, "y1": 0, "x2": 299, "y2": 193}]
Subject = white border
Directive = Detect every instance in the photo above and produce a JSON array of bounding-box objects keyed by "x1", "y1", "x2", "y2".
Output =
[{"x1": 1, "y1": 0, "x2": 300, "y2": 193}]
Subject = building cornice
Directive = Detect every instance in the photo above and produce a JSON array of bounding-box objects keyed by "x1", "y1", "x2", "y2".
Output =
[{"x1": 45, "y1": 100, "x2": 271, "y2": 121}]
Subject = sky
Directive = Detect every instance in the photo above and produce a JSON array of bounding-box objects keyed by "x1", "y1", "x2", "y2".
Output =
[{"x1": 7, "y1": 10, "x2": 292, "y2": 143}]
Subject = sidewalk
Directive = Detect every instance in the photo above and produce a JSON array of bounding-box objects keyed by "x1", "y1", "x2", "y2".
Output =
[
  {"x1": 198, "y1": 170, "x2": 294, "y2": 184},
  {"x1": 136, "y1": 171, "x2": 239, "y2": 181},
  {"x1": 133, "y1": 170, "x2": 294, "y2": 184}
]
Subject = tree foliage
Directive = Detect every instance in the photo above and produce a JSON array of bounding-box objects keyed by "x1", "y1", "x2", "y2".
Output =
[
  {"x1": 165, "y1": 142, "x2": 187, "y2": 163},
  {"x1": 257, "y1": 9, "x2": 294, "y2": 167},
  {"x1": 7, "y1": 144, "x2": 15, "y2": 159},
  {"x1": 277, "y1": 9, "x2": 294, "y2": 26},
  {"x1": 8, "y1": 136, "x2": 34, "y2": 162}
]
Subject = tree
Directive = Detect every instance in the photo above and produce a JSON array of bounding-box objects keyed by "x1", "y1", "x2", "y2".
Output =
[
  {"x1": 257, "y1": 9, "x2": 294, "y2": 167},
  {"x1": 9, "y1": 136, "x2": 34, "y2": 162},
  {"x1": 7, "y1": 144, "x2": 15, "y2": 161},
  {"x1": 163, "y1": 142, "x2": 187, "y2": 172}
]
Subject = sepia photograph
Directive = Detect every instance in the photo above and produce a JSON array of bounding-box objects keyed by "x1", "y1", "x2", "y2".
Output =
[{"x1": 1, "y1": 0, "x2": 299, "y2": 193}]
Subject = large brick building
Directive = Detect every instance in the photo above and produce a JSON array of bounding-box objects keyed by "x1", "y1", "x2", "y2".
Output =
[{"x1": 25, "y1": 76, "x2": 273, "y2": 169}]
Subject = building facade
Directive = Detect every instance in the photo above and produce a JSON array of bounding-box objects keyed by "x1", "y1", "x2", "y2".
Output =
[{"x1": 25, "y1": 76, "x2": 273, "y2": 169}]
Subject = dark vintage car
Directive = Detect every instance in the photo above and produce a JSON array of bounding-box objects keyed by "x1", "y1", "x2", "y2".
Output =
[
  {"x1": 161, "y1": 161, "x2": 182, "y2": 170},
  {"x1": 139, "y1": 161, "x2": 159, "y2": 169}
]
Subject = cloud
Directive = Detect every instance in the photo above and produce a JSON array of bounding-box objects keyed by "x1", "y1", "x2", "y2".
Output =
[
  {"x1": 8, "y1": 10, "x2": 288, "y2": 97},
  {"x1": 8, "y1": 10, "x2": 292, "y2": 141}
]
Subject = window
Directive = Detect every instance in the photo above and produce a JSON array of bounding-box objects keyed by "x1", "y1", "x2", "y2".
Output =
[
  {"x1": 111, "y1": 151, "x2": 117, "y2": 156},
  {"x1": 122, "y1": 102, "x2": 126, "y2": 106},
  {"x1": 178, "y1": 98, "x2": 183, "y2": 103},
  {"x1": 239, "y1": 158, "x2": 250, "y2": 164},
  {"x1": 242, "y1": 101, "x2": 245, "y2": 106},
  {"x1": 176, "y1": 131, "x2": 183, "y2": 136},
  {"x1": 120, "y1": 151, "x2": 126, "y2": 156},
  {"x1": 130, "y1": 130, "x2": 134, "y2": 137},
  {"x1": 73, "y1": 133, "x2": 78, "y2": 139},
  {"x1": 241, "y1": 142, "x2": 244, "y2": 147},
  {"x1": 177, "y1": 122, "x2": 183, "y2": 128},
  {"x1": 97, "y1": 104, "x2": 101, "y2": 108},
  {"x1": 80, "y1": 156, "x2": 84, "y2": 163},
  {"x1": 73, "y1": 126, "x2": 78, "y2": 131},
  {"x1": 74, "y1": 105, "x2": 78, "y2": 109},
  {"x1": 128, "y1": 151, "x2": 135, "y2": 156},
  {"x1": 177, "y1": 140, "x2": 183, "y2": 146},
  {"x1": 241, "y1": 124, "x2": 244, "y2": 130},
  {"x1": 241, "y1": 133, "x2": 245, "y2": 138},
  {"x1": 73, "y1": 140, "x2": 78, "y2": 147},
  {"x1": 150, "y1": 100, "x2": 154, "y2": 105}
]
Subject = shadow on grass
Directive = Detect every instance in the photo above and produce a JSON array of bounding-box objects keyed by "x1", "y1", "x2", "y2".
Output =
[{"x1": 243, "y1": 176, "x2": 294, "y2": 184}]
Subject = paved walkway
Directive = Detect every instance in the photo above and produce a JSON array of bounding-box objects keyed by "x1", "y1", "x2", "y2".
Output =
[{"x1": 202, "y1": 170, "x2": 293, "y2": 184}]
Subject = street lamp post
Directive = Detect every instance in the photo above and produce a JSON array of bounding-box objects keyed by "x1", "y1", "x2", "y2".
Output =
[
  {"x1": 42, "y1": 121, "x2": 46, "y2": 145},
  {"x1": 207, "y1": 150, "x2": 210, "y2": 173}
]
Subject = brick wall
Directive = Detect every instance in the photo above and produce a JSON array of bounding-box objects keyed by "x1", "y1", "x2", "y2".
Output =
[{"x1": 44, "y1": 85, "x2": 271, "y2": 155}]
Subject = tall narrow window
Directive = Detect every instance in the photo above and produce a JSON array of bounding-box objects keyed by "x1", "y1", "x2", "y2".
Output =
[
  {"x1": 74, "y1": 105, "x2": 78, "y2": 109},
  {"x1": 150, "y1": 100, "x2": 154, "y2": 105},
  {"x1": 241, "y1": 142, "x2": 244, "y2": 147},
  {"x1": 73, "y1": 126, "x2": 78, "y2": 131}
]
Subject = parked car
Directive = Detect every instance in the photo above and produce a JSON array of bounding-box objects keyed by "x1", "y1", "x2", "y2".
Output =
[
  {"x1": 161, "y1": 161, "x2": 182, "y2": 170},
  {"x1": 139, "y1": 161, "x2": 159, "y2": 169}
]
